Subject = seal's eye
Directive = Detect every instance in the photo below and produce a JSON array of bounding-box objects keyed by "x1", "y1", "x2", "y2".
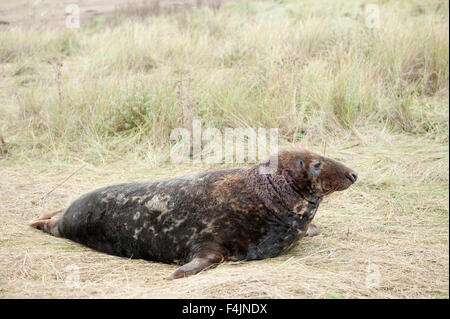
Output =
[{"x1": 311, "y1": 162, "x2": 323, "y2": 178}]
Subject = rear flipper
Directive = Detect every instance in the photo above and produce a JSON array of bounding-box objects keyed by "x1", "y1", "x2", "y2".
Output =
[{"x1": 29, "y1": 209, "x2": 63, "y2": 237}]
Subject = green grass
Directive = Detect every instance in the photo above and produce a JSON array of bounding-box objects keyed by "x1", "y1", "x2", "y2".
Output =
[
  {"x1": 0, "y1": 0, "x2": 448, "y2": 299},
  {"x1": 0, "y1": 0, "x2": 448, "y2": 163}
]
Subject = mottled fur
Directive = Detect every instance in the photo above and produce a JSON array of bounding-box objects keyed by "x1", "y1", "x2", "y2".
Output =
[{"x1": 30, "y1": 149, "x2": 357, "y2": 279}]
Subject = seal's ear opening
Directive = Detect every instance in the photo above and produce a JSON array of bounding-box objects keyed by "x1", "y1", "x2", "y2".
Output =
[
  {"x1": 311, "y1": 161, "x2": 323, "y2": 178},
  {"x1": 297, "y1": 159, "x2": 304, "y2": 169}
]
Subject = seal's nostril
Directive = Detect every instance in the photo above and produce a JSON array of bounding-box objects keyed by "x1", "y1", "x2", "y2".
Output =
[{"x1": 346, "y1": 171, "x2": 357, "y2": 183}]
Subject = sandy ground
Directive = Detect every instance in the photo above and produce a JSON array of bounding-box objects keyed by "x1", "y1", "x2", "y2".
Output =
[{"x1": 0, "y1": 134, "x2": 448, "y2": 298}]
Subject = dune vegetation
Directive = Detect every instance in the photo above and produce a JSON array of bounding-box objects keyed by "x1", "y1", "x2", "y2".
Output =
[{"x1": 0, "y1": 0, "x2": 448, "y2": 298}]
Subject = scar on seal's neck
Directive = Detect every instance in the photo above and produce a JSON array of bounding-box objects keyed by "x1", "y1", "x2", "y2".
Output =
[{"x1": 246, "y1": 166, "x2": 322, "y2": 215}]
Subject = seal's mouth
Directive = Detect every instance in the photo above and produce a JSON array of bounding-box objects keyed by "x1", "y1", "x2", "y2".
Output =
[
  {"x1": 320, "y1": 170, "x2": 357, "y2": 194},
  {"x1": 337, "y1": 172, "x2": 357, "y2": 192}
]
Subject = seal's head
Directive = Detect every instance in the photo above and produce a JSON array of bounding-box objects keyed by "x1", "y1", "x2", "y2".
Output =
[{"x1": 269, "y1": 149, "x2": 357, "y2": 197}]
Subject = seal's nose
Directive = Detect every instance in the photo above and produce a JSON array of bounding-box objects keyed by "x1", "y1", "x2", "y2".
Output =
[{"x1": 346, "y1": 171, "x2": 358, "y2": 183}]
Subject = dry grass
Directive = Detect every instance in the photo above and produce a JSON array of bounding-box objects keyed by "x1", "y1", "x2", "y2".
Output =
[
  {"x1": 0, "y1": 0, "x2": 448, "y2": 298},
  {"x1": 1, "y1": 129, "x2": 448, "y2": 298},
  {"x1": 0, "y1": 0, "x2": 448, "y2": 161}
]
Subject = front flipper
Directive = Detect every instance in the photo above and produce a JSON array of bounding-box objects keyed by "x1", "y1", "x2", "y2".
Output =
[
  {"x1": 305, "y1": 223, "x2": 320, "y2": 237},
  {"x1": 165, "y1": 247, "x2": 225, "y2": 280}
]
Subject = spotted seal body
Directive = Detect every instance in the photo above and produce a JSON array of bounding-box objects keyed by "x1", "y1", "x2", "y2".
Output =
[{"x1": 30, "y1": 149, "x2": 357, "y2": 279}]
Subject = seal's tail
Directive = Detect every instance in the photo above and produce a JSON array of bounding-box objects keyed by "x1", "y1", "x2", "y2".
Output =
[{"x1": 29, "y1": 209, "x2": 63, "y2": 237}]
